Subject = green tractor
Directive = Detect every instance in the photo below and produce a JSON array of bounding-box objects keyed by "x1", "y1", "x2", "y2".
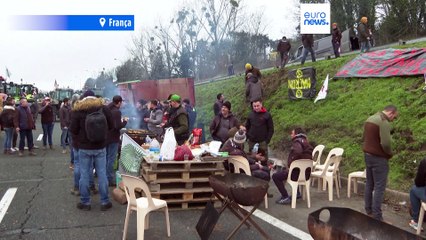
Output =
[{"x1": 50, "y1": 88, "x2": 74, "y2": 121}]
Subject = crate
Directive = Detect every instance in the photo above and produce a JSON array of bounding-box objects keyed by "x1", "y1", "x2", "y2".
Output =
[{"x1": 140, "y1": 157, "x2": 226, "y2": 209}]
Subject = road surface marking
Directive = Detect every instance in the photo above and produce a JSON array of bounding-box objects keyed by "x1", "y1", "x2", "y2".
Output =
[
  {"x1": 0, "y1": 188, "x2": 17, "y2": 223},
  {"x1": 247, "y1": 207, "x2": 313, "y2": 240}
]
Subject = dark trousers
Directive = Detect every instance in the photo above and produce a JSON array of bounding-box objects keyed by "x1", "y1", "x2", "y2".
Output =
[
  {"x1": 332, "y1": 41, "x2": 341, "y2": 58},
  {"x1": 364, "y1": 153, "x2": 389, "y2": 221},
  {"x1": 19, "y1": 129, "x2": 34, "y2": 151},
  {"x1": 279, "y1": 51, "x2": 289, "y2": 68},
  {"x1": 272, "y1": 168, "x2": 301, "y2": 198}
]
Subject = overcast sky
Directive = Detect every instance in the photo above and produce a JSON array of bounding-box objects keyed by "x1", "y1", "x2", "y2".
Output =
[{"x1": 0, "y1": 0, "x2": 298, "y2": 92}]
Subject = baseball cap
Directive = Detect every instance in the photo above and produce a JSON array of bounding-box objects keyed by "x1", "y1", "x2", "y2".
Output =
[{"x1": 169, "y1": 94, "x2": 181, "y2": 102}]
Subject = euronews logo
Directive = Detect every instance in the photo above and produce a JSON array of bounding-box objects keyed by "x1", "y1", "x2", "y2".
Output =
[{"x1": 303, "y1": 12, "x2": 329, "y2": 25}]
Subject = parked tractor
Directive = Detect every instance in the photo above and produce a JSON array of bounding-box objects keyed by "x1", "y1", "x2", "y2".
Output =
[{"x1": 49, "y1": 88, "x2": 74, "y2": 121}]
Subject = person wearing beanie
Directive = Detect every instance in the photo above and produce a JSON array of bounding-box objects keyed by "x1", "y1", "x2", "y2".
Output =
[
  {"x1": 162, "y1": 94, "x2": 189, "y2": 145},
  {"x1": 244, "y1": 63, "x2": 262, "y2": 82},
  {"x1": 69, "y1": 89, "x2": 114, "y2": 211},
  {"x1": 209, "y1": 101, "x2": 241, "y2": 145},
  {"x1": 357, "y1": 16, "x2": 371, "y2": 53},
  {"x1": 273, "y1": 127, "x2": 313, "y2": 205},
  {"x1": 331, "y1": 22, "x2": 342, "y2": 58},
  {"x1": 220, "y1": 129, "x2": 248, "y2": 171}
]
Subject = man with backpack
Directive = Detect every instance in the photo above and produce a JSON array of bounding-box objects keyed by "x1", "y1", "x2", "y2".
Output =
[
  {"x1": 272, "y1": 127, "x2": 313, "y2": 205},
  {"x1": 69, "y1": 90, "x2": 114, "y2": 211}
]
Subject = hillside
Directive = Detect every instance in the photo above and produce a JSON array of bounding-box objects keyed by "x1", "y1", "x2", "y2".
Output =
[{"x1": 195, "y1": 41, "x2": 426, "y2": 191}]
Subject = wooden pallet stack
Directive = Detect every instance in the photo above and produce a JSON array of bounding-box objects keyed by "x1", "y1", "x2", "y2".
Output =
[{"x1": 140, "y1": 157, "x2": 226, "y2": 209}]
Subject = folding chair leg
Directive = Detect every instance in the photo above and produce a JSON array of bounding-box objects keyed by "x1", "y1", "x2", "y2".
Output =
[
  {"x1": 164, "y1": 207, "x2": 171, "y2": 237},
  {"x1": 347, "y1": 176, "x2": 352, "y2": 198},
  {"x1": 122, "y1": 207, "x2": 132, "y2": 240}
]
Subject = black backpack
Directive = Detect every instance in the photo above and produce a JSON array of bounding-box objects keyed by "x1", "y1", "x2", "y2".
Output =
[{"x1": 85, "y1": 108, "x2": 107, "y2": 143}]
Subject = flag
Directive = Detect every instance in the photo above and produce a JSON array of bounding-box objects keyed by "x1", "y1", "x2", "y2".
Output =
[
  {"x1": 5, "y1": 67, "x2": 11, "y2": 78},
  {"x1": 314, "y1": 74, "x2": 329, "y2": 103},
  {"x1": 54, "y1": 79, "x2": 59, "y2": 89}
]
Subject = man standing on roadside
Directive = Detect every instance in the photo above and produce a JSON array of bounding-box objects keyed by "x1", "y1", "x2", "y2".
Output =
[
  {"x1": 358, "y1": 16, "x2": 371, "y2": 53},
  {"x1": 363, "y1": 105, "x2": 398, "y2": 221},
  {"x1": 70, "y1": 90, "x2": 114, "y2": 211},
  {"x1": 14, "y1": 98, "x2": 37, "y2": 157},
  {"x1": 301, "y1": 34, "x2": 316, "y2": 65},
  {"x1": 331, "y1": 23, "x2": 342, "y2": 58},
  {"x1": 106, "y1": 95, "x2": 127, "y2": 187},
  {"x1": 59, "y1": 98, "x2": 71, "y2": 154},
  {"x1": 245, "y1": 99, "x2": 274, "y2": 159}
]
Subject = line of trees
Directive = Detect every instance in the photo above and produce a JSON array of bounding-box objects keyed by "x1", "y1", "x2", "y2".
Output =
[{"x1": 111, "y1": 0, "x2": 425, "y2": 83}]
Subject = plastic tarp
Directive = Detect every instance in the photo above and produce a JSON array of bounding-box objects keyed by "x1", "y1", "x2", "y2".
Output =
[{"x1": 335, "y1": 48, "x2": 426, "y2": 78}]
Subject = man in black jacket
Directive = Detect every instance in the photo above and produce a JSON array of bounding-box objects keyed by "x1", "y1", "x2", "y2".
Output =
[
  {"x1": 301, "y1": 34, "x2": 316, "y2": 65},
  {"x1": 70, "y1": 90, "x2": 114, "y2": 211},
  {"x1": 244, "y1": 100, "x2": 274, "y2": 159},
  {"x1": 106, "y1": 95, "x2": 127, "y2": 187}
]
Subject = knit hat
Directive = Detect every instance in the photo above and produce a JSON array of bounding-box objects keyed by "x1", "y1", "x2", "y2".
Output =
[
  {"x1": 222, "y1": 101, "x2": 231, "y2": 111},
  {"x1": 233, "y1": 129, "x2": 246, "y2": 144},
  {"x1": 82, "y1": 90, "x2": 95, "y2": 98}
]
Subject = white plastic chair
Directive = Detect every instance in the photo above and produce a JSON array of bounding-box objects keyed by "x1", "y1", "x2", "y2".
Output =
[
  {"x1": 314, "y1": 147, "x2": 344, "y2": 188},
  {"x1": 417, "y1": 201, "x2": 426, "y2": 235},
  {"x1": 312, "y1": 145, "x2": 325, "y2": 168},
  {"x1": 121, "y1": 174, "x2": 171, "y2": 240},
  {"x1": 347, "y1": 169, "x2": 366, "y2": 198},
  {"x1": 287, "y1": 159, "x2": 313, "y2": 209},
  {"x1": 229, "y1": 156, "x2": 269, "y2": 209},
  {"x1": 311, "y1": 156, "x2": 342, "y2": 201}
]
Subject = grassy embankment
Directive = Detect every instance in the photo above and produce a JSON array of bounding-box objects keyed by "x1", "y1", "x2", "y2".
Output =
[{"x1": 195, "y1": 41, "x2": 426, "y2": 191}]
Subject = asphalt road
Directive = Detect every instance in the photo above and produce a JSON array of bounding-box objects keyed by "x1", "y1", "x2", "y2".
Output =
[{"x1": 0, "y1": 120, "x2": 421, "y2": 240}]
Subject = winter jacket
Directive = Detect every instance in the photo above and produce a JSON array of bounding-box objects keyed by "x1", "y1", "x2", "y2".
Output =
[
  {"x1": 277, "y1": 40, "x2": 291, "y2": 53},
  {"x1": 246, "y1": 107, "x2": 274, "y2": 144},
  {"x1": 147, "y1": 107, "x2": 163, "y2": 136},
  {"x1": 59, "y1": 104, "x2": 71, "y2": 129},
  {"x1": 245, "y1": 76, "x2": 263, "y2": 103},
  {"x1": 357, "y1": 22, "x2": 370, "y2": 42},
  {"x1": 185, "y1": 104, "x2": 197, "y2": 130},
  {"x1": 165, "y1": 105, "x2": 189, "y2": 145},
  {"x1": 220, "y1": 138, "x2": 247, "y2": 158},
  {"x1": 39, "y1": 104, "x2": 54, "y2": 124},
  {"x1": 209, "y1": 113, "x2": 240, "y2": 143},
  {"x1": 69, "y1": 97, "x2": 113, "y2": 150},
  {"x1": 332, "y1": 27, "x2": 342, "y2": 44},
  {"x1": 287, "y1": 134, "x2": 313, "y2": 167},
  {"x1": 0, "y1": 106, "x2": 16, "y2": 129},
  {"x1": 14, "y1": 105, "x2": 35, "y2": 130},
  {"x1": 107, "y1": 102, "x2": 127, "y2": 144},
  {"x1": 362, "y1": 112, "x2": 393, "y2": 159},
  {"x1": 302, "y1": 34, "x2": 314, "y2": 48},
  {"x1": 245, "y1": 67, "x2": 262, "y2": 81}
]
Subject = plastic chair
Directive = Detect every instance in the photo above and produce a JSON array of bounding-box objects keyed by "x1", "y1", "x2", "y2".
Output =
[
  {"x1": 312, "y1": 145, "x2": 325, "y2": 168},
  {"x1": 287, "y1": 159, "x2": 313, "y2": 209},
  {"x1": 311, "y1": 156, "x2": 342, "y2": 201},
  {"x1": 347, "y1": 169, "x2": 366, "y2": 198},
  {"x1": 314, "y1": 147, "x2": 344, "y2": 188},
  {"x1": 417, "y1": 201, "x2": 426, "y2": 235},
  {"x1": 121, "y1": 174, "x2": 171, "y2": 240},
  {"x1": 229, "y1": 156, "x2": 269, "y2": 209}
]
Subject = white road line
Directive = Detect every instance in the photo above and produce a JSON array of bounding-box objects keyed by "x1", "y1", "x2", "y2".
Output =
[
  {"x1": 251, "y1": 208, "x2": 313, "y2": 240},
  {"x1": 0, "y1": 188, "x2": 18, "y2": 223}
]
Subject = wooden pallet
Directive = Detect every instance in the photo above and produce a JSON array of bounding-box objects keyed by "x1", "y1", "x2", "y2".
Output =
[{"x1": 139, "y1": 156, "x2": 227, "y2": 209}]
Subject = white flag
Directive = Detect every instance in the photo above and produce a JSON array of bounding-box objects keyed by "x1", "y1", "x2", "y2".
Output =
[{"x1": 314, "y1": 74, "x2": 329, "y2": 103}]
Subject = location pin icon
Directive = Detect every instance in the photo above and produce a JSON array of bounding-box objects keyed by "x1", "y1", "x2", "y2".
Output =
[{"x1": 99, "y1": 18, "x2": 106, "y2": 27}]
